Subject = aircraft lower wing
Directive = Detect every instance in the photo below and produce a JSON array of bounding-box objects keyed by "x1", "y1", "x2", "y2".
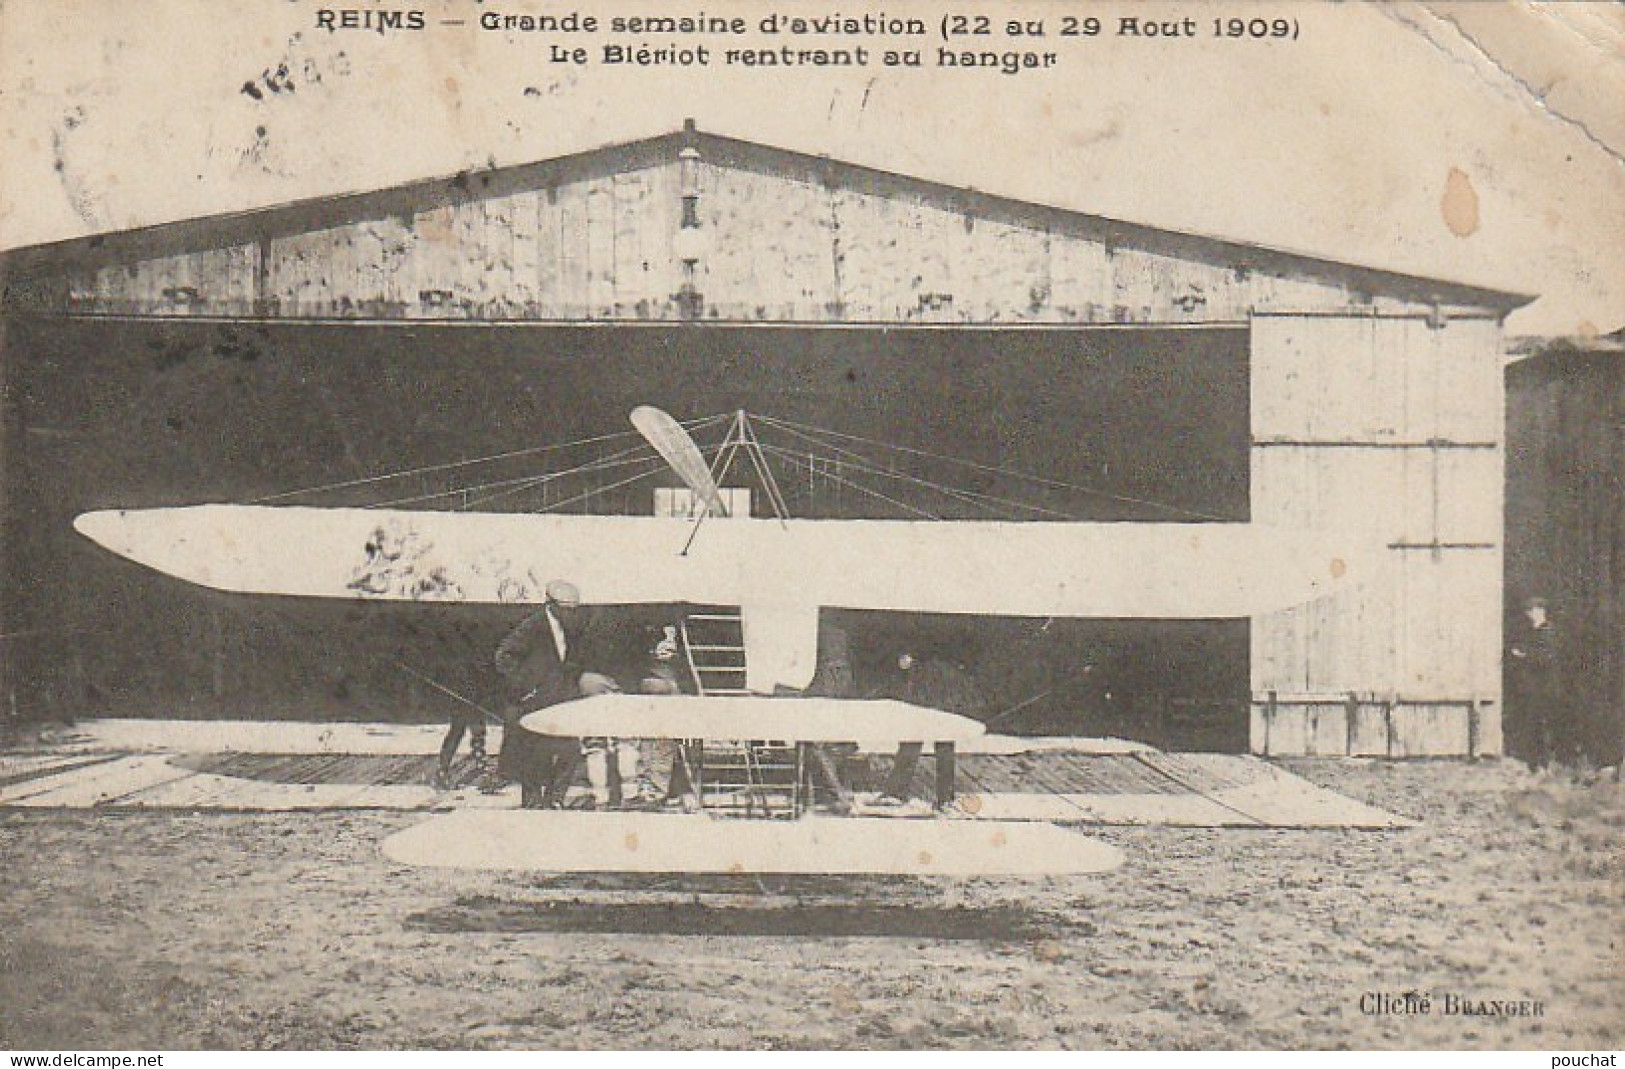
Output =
[
  {"x1": 520, "y1": 694, "x2": 986, "y2": 745},
  {"x1": 382, "y1": 809, "x2": 1126, "y2": 876}
]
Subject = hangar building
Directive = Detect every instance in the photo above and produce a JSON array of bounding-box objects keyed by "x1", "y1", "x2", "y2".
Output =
[{"x1": 0, "y1": 121, "x2": 1529, "y2": 755}]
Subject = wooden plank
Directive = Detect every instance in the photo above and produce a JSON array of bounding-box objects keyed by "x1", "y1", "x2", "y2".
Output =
[
  {"x1": 1399, "y1": 317, "x2": 1444, "y2": 440},
  {"x1": 829, "y1": 187, "x2": 885, "y2": 319},
  {"x1": 1391, "y1": 702, "x2": 1474, "y2": 757},
  {"x1": 699, "y1": 164, "x2": 753, "y2": 314},
  {"x1": 269, "y1": 231, "x2": 311, "y2": 313},
  {"x1": 907, "y1": 200, "x2": 957, "y2": 322},
  {"x1": 1257, "y1": 274, "x2": 1359, "y2": 315},
  {"x1": 1048, "y1": 228, "x2": 1111, "y2": 320},
  {"x1": 417, "y1": 203, "x2": 455, "y2": 313},
  {"x1": 1349, "y1": 700, "x2": 1393, "y2": 756},
  {"x1": 1254, "y1": 694, "x2": 1487, "y2": 758},
  {"x1": 959, "y1": 214, "x2": 1037, "y2": 322},
  {"x1": 968, "y1": 791, "x2": 1251, "y2": 826},
  {"x1": 1253, "y1": 573, "x2": 1398, "y2": 699},
  {"x1": 452, "y1": 200, "x2": 484, "y2": 311},
  {"x1": 1, "y1": 756, "x2": 194, "y2": 807},
  {"x1": 1434, "y1": 317, "x2": 1504, "y2": 441},
  {"x1": 1253, "y1": 316, "x2": 1395, "y2": 439},
  {"x1": 610, "y1": 172, "x2": 643, "y2": 314},
  {"x1": 482, "y1": 195, "x2": 518, "y2": 311},
  {"x1": 1303, "y1": 700, "x2": 1347, "y2": 755},
  {"x1": 1435, "y1": 448, "x2": 1503, "y2": 546},
  {"x1": 1251, "y1": 315, "x2": 1315, "y2": 439},
  {"x1": 1111, "y1": 247, "x2": 1222, "y2": 323},
  {"x1": 121, "y1": 772, "x2": 433, "y2": 810},
  {"x1": 1252, "y1": 448, "x2": 1499, "y2": 546},
  {"x1": 1215, "y1": 766, "x2": 1413, "y2": 827},
  {"x1": 738, "y1": 165, "x2": 836, "y2": 319},
  {"x1": 1252, "y1": 316, "x2": 1497, "y2": 442},
  {"x1": 108, "y1": 770, "x2": 269, "y2": 808},
  {"x1": 506, "y1": 190, "x2": 540, "y2": 309},
  {"x1": 333, "y1": 785, "x2": 441, "y2": 809},
  {"x1": 1254, "y1": 545, "x2": 1495, "y2": 721},
  {"x1": 1396, "y1": 548, "x2": 1501, "y2": 701},
  {"x1": 0, "y1": 754, "x2": 120, "y2": 787},
  {"x1": 534, "y1": 186, "x2": 562, "y2": 311},
  {"x1": 641, "y1": 162, "x2": 683, "y2": 317},
  {"x1": 383, "y1": 217, "x2": 412, "y2": 308},
  {"x1": 584, "y1": 177, "x2": 615, "y2": 315},
  {"x1": 554, "y1": 181, "x2": 588, "y2": 315}
]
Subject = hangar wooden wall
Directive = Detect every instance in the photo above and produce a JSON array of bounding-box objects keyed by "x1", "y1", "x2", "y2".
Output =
[
  {"x1": 1250, "y1": 315, "x2": 1504, "y2": 756},
  {"x1": 0, "y1": 123, "x2": 1528, "y2": 754},
  {"x1": 71, "y1": 168, "x2": 1390, "y2": 324}
]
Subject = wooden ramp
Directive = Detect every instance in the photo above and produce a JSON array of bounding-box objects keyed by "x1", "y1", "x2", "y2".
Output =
[
  {"x1": 0, "y1": 724, "x2": 1411, "y2": 828},
  {"x1": 0, "y1": 753, "x2": 444, "y2": 810},
  {"x1": 944, "y1": 752, "x2": 1414, "y2": 829},
  {"x1": 382, "y1": 809, "x2": 1126, "y2": 876}
]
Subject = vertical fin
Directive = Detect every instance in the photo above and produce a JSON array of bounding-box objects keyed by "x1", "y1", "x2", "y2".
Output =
[{"x1": 740, "y1": 603, "x2": 820, "y2": 693}]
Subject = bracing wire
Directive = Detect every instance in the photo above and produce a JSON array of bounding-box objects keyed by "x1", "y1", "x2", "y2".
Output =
[
  {"x1": 530, "y1": 459, "x2": 672, "y2": 515},
  {"x1": 245, "y1": 404, "x2": 1214, "y2": 525},
  {"x1": 367, "y1": 448, "x2": 660, "y2": 510},
  {"x1": 755, "y1": 441, "x2": 1078, "y2": 521},
  {"x1": 250, "y1": 412, "x2": 732, "y2": 505},
  {"x1": 777, "y1": 460, "x2": 942, "y2": 521},
  {"x1": 765, "y1": 447, "x2": 945, "y2": 521},
  {"x1": 696, "y1": 413, "x2": 1078, "y2": 523},
  {"x1": 452, "y1": 443, "x2": 662, "y2": 512},
  {"x1": 753, "y1": 412, "x2": 1225, "y2": 522}
]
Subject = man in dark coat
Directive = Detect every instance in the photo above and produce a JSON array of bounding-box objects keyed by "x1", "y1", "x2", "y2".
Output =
[
  {"x1": 1507, "y1": 595, "x2": 1562, "y2": 767},
  {"x1": 872, "y1": 650, "x2": 988, "y2": 804},
  {"x1": 495, "y1": 579, "x2": 586, "y2": 808},
  {"x1": 803, "y1": 622, "x2": 857, "y2": 814}
]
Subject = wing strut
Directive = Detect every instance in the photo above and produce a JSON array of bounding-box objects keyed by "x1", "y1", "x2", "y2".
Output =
[
  {"x1": 633, "y1": 406, "x2": 791, "y2": 555},
  {"x1": 706, "y1": 409, "x2": 789, "y2": 523}
]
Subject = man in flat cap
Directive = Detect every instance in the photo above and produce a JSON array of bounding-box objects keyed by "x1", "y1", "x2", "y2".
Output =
[{"x1": 494, "y1": 579, "x2": 586, "y2": 808}]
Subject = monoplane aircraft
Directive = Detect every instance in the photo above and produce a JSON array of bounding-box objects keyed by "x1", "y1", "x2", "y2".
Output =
[{"x1": 73, "y1": 406, "x2": 1377, "y2": 875}]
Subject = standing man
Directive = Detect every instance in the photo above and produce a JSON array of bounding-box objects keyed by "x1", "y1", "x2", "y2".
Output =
[
  {"x1": 803, "y1": 622, "x2": 857, "y2": 814},
  {"x1": 871, "y1": 649, "x2": 988, "y2": 806},
  {"x1": 434, "y1": 700, "x2": 488, "y2": 790},
  {"x1": 579, "y1": 618, "x2": 684, "y2": 809},
  {"x1": 1507, "y1": 595, "x2": 1562, "y2": 767},
  {"x1": 495, "y1": 579, "x2": 585, "y2": 808}
]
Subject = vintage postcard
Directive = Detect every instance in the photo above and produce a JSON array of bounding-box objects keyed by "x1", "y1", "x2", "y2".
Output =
[{"x1": 0, "y1": 0, "x2": 1620, "y2": 1053}]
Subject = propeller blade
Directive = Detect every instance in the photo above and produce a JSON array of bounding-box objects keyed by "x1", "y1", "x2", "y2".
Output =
[{"x1": 631, "y1": 406, "x2": 729, "y2": 517}]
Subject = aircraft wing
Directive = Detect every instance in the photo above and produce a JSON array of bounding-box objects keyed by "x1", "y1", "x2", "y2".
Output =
[
  {"x1": 73, "y1": 505, "x2": 1378, "y2": 618},
  {"x1": 520, "y1": 693, "x2": 987, "y2": 745}
]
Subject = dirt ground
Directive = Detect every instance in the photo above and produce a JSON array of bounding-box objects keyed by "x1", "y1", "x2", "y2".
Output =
[{"x1": 0, "y1": 757, "x2": 1619, "y2": 1051}]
